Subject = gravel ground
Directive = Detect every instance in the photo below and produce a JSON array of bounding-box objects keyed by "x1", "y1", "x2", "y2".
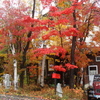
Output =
[{"x1": 0, "y1": 94, "x2": 46, "y2": 100}]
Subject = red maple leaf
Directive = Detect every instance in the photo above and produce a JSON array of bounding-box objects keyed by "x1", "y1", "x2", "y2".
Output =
[
  {"x1": 61, "y1": 6, "x2": 74, "y2": 15},
  {"x1": 42, "y1": 34, "x2": 50, "y2": 40},
  {"x1": 50, "y1": 6, "x2": 58, "y2": 12},
  {"x1": 22, "y1": 16, "x2": 39, "y2": 23},
  {"x1": 50, "y1": 12, "x2": 61, "y2": 16},
  {"x1": 54, "y1": 46, "x2": 66, "y2": 58},
  {"x1": 55, "y1": 19, "x2": 69, "y2": 25},
  {"x1": 65, "y1": 63, "x2": 78, "y2": 69},
  {"x1": 53, "y1": 65, "x2": 66, "y2": 72}
]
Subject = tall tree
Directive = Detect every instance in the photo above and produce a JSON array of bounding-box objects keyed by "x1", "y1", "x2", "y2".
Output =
[
  {"x1": 39, "y1": 0, "x2": 100, "y2": 88},
  {"x1": 0, "y1": 0, "x2": 32, "y2": 89}
]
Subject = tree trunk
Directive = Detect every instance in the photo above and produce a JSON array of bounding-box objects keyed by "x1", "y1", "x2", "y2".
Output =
[
  {"x1": 69, "y1": 36, "x2": 77, "y2": 88},
  {"x1": 13, "y1": 59, "x2": 18, "y2": 90},
  {"x1": 20, "y1": 71, "x2": 24, "y2": 88},
  {"x1": 69, "y1": 8, "x2": 77, "y2": 88},
  {"x1": 19, "y1": 0, "x2": 36, "y2": 88},
  {"x1": 10, "y1": 43, "x2": 18, "y2": 90},
  {"x1": 9, "y1": 30, "x2": 19, "y2": 90},
  {"x1": 26, "y1": 67, "x2": 30, "y2": 85},
  {"x1": 37, "y1": 62, "x2": 41, "y2": 84},
  {"x1": 40, "y1": 55, "x2": 46, "y2": 87}
]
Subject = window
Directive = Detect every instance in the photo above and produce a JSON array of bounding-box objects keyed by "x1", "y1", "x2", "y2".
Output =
[
  {"x1": 88, "y1": 65, "x2": 98, "y2": 75},
  {"x1": 48, "y1": 59, "x2": 54, "y2": 71},
  {"x1": 96, "y1": 56, "x2": 100, "y2": 62}
]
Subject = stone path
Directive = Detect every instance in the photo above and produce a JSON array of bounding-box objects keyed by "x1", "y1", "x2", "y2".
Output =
[{"x1": 0, "y1": 94, "x2": 46, "y2": 100}]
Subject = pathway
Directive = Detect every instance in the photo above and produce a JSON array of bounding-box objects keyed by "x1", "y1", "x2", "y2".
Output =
[{"x1": 0, "y1": 94, "x2": 47, "y2": 100}]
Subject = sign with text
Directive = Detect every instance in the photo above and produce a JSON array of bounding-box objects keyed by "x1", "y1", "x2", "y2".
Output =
[{"x1": 52, "y1": 73, "x2": 61, "y2": 79}]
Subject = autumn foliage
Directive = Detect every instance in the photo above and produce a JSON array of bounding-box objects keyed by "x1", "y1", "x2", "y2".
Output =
[
  {"x1": 0, "y1": 0, "x2": 100, "y2": 89},
  {"x1": 53, "y1": 63, "x2": 78, "y2": 72}
]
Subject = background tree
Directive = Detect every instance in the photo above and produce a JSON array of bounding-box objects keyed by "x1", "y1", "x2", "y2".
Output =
[
  {"x1": 0, "y1": 0, "x2": 32, "y2": 89},
  {"x1": 0, "y1": 0, "x2": 37, "y2": 88},
  {"x1": 0, "y1": 0, "x2": 51, "y2": 88}
]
